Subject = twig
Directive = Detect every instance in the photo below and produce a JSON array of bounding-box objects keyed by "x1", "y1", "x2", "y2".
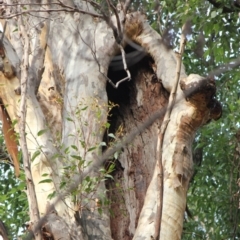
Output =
[
  {"x1": 0, "y1": 7, "x2": 103, "y2": 19},
  {"x1": 123, "y1": 0, "x2": 132, "y2": 14},
  {"x1": 154, "y1": 22, "x2": 187, "y2": 239},
  {"x1": 19, "y1": 16, "x2": 41, "y2": 240},
  {"x1": 77, "y1": 20, "x2": 130, "y2": 89},
  {"x1": 86, "y1": 0, "x2": 102, "y2": 9},
  {"x1": 107, "y1": 0, "x2": 122, "y2": 43},
  {"x1": 103, "y1": 0, "x2": 131, "y2": 87},
  {"x1": 114, "y1": 44, "x2": 131, "y2": 87},
  {"x1": 0, "y1": 2, "x2": 58, "y2": 7},
  {"x1": 208, "y1": 57, "x2": 240, "y2": 79}
]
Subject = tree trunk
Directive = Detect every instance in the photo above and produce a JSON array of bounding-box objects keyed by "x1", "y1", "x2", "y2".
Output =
[{"x1": 0, "y1": 1, "x2": 221, "y2": 239}]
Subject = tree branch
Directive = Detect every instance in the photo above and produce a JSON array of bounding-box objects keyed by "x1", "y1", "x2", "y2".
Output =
[
  {"x1": 207, "y1": 0, "x2": 240, "y2": 13},
  {"x1": 0, "y1": 3, "x2": 103, "y2": 19}
]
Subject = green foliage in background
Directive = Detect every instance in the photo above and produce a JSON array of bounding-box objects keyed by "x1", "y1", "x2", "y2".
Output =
[{"x1": 0, "y1": 131, "x2": 28, "y2": 239}]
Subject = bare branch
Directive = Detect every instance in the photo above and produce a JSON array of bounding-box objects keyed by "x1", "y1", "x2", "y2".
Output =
[
  {"x1": 103, "y1": 1, "x2": 131, "y2": 87},
  {"x1": 154, "y1": 21, "x2": 187, "y2": 239},
  {"x1": 208, "y1": 57, "x2": 240, "y2": 78},
  {"x1": 123, "y1": 0, "x2": 132, "y2": 14},
  {"x1": 76, "y1": 20, "x2": 130, "y2": 89},
  {"x1": 114, "y1": 44, "x2": 131, "y2": 87},
  {"x1": 107, "y1": 0, "x2": 122, "y2": 43},
  {"x1": 0, "y1": 3, "x2": 103, "y2": 19},
  {"x1": 85, "y1": 0, "x2": 102, "y2": 9}
]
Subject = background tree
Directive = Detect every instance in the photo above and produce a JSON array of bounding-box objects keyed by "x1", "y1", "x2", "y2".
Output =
[{"x1": 0, "y1": 0, "x2": 238, "y2": 240}]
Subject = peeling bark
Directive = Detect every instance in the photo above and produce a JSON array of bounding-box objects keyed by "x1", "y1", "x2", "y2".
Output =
[{"x1": 0, "y1": 103, "x2": 19, "y2": 176}]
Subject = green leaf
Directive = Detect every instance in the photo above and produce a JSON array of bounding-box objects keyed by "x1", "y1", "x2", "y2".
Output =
[
  {"x1": 99, "y1": 142, "x2": 107, "y2": 147},
  {"x1": 105, "y1": 174, "x2": 114, "y2": 180},
  {"x1": 60, "y1": 181, "x2": 66, "y2": 189},
  {"x1": 31, "y1": 150, "x2": 41, "y2": 161},
  {"x1": 71, "y1": 145, "x2": 78, "y2": 151},
  {"x1": 81, "y1": 106, "x2": 88, "y2": 111},
  {"x1": 41, "y1": 173, "x2": 49, "y2": 177},
  {"x1": 12, "y1": 119, "x2": 18, "y2": 127},
  {"x1": 71, "y1": 155, "x2": 82, "y2": 161},
  {"x1": 211, "y1": 11, "x2": 217, "y2": 18},
  {"x1": 87, "y1": 146, "x2": 96, "y2": 152},
  {"x1": 37, "y1": 129, "x2": 48, "y2": 136},
  {"x1": 86, "y1": 176, "x2": 92, "y2": 181},
  {"x1": 108, "y1": 163, "x2": 115, "y2": 172},
  {"x1": 97, "y1": 207, "x2": 103, "y2": 215},
  {"x1": 38, "y1": 179, "x2": 52, "y2": 184},
  {"x1": 99, "y1": 168, "x2": 105, "y2": 173},
  {"x1": 108, "y1": 133, "x2": 116, "y2": 139},
  {"x1": 114, "y1": 151, "x2": 118, "y2": 159},
  {"x1": 47, "y1": 191, "x2": 56, "y2": 200},
  {"x1": 64, "y1": 147, "x2": 70, "y2": 154},
  {"x1": 66, "y1": 117, "x2": 74, "y2": 122},
  {"x1": 80, "y1": 141, "x2": 86, "y2": 148}
]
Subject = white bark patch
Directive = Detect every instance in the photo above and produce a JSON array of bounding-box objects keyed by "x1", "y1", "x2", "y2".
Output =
[{"x1": 136, "y1": 83, "x2": 143, "y2": 107}]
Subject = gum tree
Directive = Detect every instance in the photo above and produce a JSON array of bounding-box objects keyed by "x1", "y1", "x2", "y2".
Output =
[{"x1": 0, "y1": 0, "x2": 222, "y2": 239}]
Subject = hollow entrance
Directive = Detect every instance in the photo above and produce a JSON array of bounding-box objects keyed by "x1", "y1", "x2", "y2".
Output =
[
  {"x1": 107, "y1": 44, "x2": 149, "y2": 107},
  {"x1": 106, "y1": 44, "x2": 155, "y2": 136}
]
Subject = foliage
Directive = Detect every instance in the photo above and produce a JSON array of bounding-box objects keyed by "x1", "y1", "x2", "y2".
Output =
[
  {"x1": 0, "y1": 170, "x2": 28, "y2": 239},
  {"x1": 0, "y1": 134, "x2": 27, "y2": 239}
]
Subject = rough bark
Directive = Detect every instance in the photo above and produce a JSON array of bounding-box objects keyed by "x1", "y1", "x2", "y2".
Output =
[{"x1": 0, "y1": 1, "x2": 221, "y2": 239}]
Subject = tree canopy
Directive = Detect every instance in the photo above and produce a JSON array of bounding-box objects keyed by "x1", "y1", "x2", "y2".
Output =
[{"x1": 0, "y1": 0, "x2": 239, "y2": 239}]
